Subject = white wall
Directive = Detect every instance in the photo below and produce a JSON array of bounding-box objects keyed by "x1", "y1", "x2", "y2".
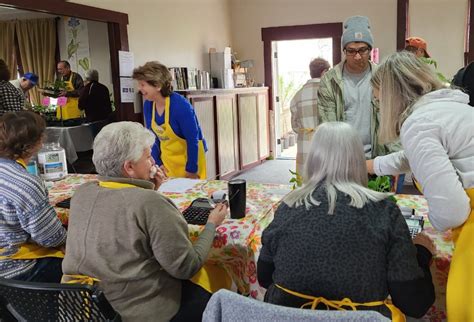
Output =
[
  {"x1": 229, "y1": 0, "x2": 398, "y2": 84},
  {"x1": 409, "y1": 0, "x2": 468, "y2": 79},
  {"x1": 57, "y1": 19, "x2": 113, "y2": 94},
  {"x1": 67, "y1": 0, "x2": 233, "y2": 71}
]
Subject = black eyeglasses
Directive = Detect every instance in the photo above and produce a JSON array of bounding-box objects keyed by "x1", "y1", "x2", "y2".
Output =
[{"x1": 344, "y1": 47, "x2": 370, "y2": 56}]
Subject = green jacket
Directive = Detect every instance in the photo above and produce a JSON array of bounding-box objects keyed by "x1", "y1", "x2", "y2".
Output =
[{"x1": 317, "y1": 61, "x2": 401, "y2": 158}]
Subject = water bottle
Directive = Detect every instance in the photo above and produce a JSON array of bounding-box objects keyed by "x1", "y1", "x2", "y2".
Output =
[
  {"x1": 37, "y1": 142, "x2": 68, "y2": 181},
  {"x1": 26, "y1": 156, "x2": 39, "y2": 176}
]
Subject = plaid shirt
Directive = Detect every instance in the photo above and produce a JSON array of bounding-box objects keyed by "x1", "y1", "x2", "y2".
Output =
[
  {"x1": 0, "y1": 80, "x2": 24, "y2": 116},
  {"x1": 290, "y1": 78, "x2": 320, "y2": 175}
]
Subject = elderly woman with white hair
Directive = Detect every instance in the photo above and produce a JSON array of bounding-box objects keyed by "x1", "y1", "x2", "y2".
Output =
[
  {"x1": 62, "y1": 121, "x2": 227, "y2": 321},
  {"x1": 78, "y1": 69, "x2": 113, "y2": 132},
  {"x1": 367, "y1": 51, "x2": 474, "y2": 321},
  {"x1": 257, "y1": 122, "x2": 435, "y2": 321}
]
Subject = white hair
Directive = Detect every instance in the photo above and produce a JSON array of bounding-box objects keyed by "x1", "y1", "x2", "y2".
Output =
[
  {"x1": 85, "y1": 69, "x2": 99, "y2": 82},
  {"x1": 92, "y1": 121, "x2": 155, "y2": 177},
  {"x1": 284, "y1": 122, "x2": 388, "y2": 214}
]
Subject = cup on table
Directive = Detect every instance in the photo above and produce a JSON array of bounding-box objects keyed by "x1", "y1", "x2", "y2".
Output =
[{"x1": 228, "y1": 179, "x2": 246, "y2": 219}]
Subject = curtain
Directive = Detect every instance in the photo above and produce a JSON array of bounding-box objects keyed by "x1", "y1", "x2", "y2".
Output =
[
  {"x1": 0, "y1": 21, "x2": 17, "y2": 79},
  {"x1": 16, "y1": 18, "x2": 56, "y2": 105}
]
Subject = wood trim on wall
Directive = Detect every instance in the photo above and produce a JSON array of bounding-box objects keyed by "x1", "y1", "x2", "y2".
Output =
[
  {"x1": 261, "y1": 22, "x2": 342, "y2": 111},
  {"x1": 0, "y1": 0, "x2": 128, "y2": 25},
  {"x1": 468, "y1": 0, "x2": 473, "y2": 64},
  {"x1": 0, "y1": 0, "x2": 138, "y2": 122},
  {"x1": 397, "y1": 0, "x2": 409, "y2": 51}
]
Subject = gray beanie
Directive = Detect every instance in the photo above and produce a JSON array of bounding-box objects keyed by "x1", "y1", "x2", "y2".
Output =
[{"x1": 341, "y1": 16, "x2": 374, "y2": 49}]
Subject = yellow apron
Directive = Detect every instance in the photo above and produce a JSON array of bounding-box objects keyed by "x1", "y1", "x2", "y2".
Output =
[
  {"x1": 151, "y1": 98, "x2": 206, "y2": 179},
  {"x1": 56, "y1": 73, "x2": 82, "y2": 120},
  {"x1": 0, "y1": 160, "x2": 66, "y2": 260},
  {"x1": 275, "y1": 284, "x2": 405, "y2": 322},
  {"x1": 99, "y1": 181, "x2": 230, "y2": 293},
  {"x1": 411, "y1": 176, "x2": 473, "y2": 320},
  {"x1": 447, "y1": 188, "x2": 474, "y2": 321}
]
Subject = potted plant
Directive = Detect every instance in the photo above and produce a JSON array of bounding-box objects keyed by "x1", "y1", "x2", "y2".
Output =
[
  {"x1": 41, "y1": 80, "x2": 67, "y2": 98},
  {"x1": 30, "y1": 104, "x2": 57, "y2": 124}
]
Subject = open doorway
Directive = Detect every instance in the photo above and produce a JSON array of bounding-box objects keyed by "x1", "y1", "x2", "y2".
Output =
[
  {"x1": 272, "y1": 38, "x2": 333, "y2": 159},
  {"x1": 261, "y1": 22, "x2": 342, "y2": 159}
]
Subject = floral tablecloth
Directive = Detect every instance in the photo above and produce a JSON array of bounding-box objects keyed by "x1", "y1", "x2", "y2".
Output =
[
  {"x1": 48, "y1": 174, "x2": 292, "y2": 300},
  {"x1": 48, "y1": 176, "x2": 451, "y2": 320},
  {"x1": 396, "y1": 194, "x2": 451, "y2": 322}
]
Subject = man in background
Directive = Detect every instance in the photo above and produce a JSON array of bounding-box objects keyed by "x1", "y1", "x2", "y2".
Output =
[
  {"x1": 0, "y1": 59, "x2": 24, "y2": 116},
  {"x1": 318, "y1": 15, "x2": 399, "y2": 158},
  {"x1": 56, "y1": 60, "x2": 83, "y2": 120},
  {"x1": 452, "y1": 62, "x2": 473, "y2": 106},
  {"x1": 405, "y1": 36, "x2": 430, "y2": 58},
  {"x1": 290, "y1": 57, "x2": 330, "y2": 174},
  {"x1": 79, "y1": 69, "x2": 113, "y2": 136},
  {"x1": 10, "y1": 72, "x2": 38, "y2": 107}
]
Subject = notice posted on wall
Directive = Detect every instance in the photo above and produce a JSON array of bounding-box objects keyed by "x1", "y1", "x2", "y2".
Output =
[
  {"x1": 120, "y1": 77, "x2": 135, "y2": 103},
  {"x1": 118, "y1": 51, "x2": 134, "y2": 77}
]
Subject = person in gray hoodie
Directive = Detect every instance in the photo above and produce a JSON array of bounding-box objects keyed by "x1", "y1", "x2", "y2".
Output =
[
  {"x1": 367, "y1": 51, "x2": 474, "y2": 322},
  {"x1": 62, "y1": 121, "x2": 227, "y2": 322}
]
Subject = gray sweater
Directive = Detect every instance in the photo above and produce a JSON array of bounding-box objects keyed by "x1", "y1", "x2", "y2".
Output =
[{"x1": 62, "y1": 176, "x2": 216, "y2": 321}]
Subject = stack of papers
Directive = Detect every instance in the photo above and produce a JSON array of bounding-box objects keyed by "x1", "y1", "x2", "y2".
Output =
[{"x1": 158, "y1": 178, "x2": 204, "y2": 193}]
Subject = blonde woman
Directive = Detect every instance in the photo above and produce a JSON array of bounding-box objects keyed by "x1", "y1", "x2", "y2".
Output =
[
  {"x1": 367, "y1": 51, "x2": 474, "y2": 321},
  {"x1": 258, "y1": 122, "x2": 435, "y2": 320},
  {"x1": 133, "y1": 62, "x2": 207, "y2": 179}
]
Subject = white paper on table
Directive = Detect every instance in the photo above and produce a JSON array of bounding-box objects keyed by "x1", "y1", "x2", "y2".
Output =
[{"x1": 158, "y1": 178, "x2": 204, "y2": 193}]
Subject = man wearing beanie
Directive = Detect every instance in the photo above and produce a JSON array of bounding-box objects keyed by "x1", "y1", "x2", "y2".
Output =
[{"x1": 318, "y1": 15, "x2": 399, "y2": 158}]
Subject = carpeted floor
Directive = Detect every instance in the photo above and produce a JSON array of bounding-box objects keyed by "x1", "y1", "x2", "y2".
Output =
[{"x1": 233, "y1": 159, "x2": 295, "y2": 185}]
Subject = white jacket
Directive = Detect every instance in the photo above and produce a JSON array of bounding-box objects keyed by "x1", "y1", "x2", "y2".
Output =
[{"x1": 374, "y1": 89, "x2": 474, "y2": 231}]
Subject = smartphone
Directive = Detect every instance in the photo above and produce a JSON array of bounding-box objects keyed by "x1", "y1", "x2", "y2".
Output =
[{"x1": 149, "y1": 165, "x2": 158, "y2": 179}]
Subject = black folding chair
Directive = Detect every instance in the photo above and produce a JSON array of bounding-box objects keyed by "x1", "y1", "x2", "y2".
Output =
[{"x1": 0, "y1": 278, "x2": 120, "y2": 321}]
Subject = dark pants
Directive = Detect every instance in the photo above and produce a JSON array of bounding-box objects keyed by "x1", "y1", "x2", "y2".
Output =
[
  {"x1": 171, "y1": 280, "x2": 212, "y2": 322},
  {"x1": 11, "y1": 258, "x2": 63, "y2": 283}
]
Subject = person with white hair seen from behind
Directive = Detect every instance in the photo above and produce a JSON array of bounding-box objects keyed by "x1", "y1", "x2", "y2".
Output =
[
  {"x1": 62, "y1": 121, "x2": 227, "y2": 321},
  {"x1": 257, "y1": 122, "x2": 435, "y2": 321},
  {"x1": 78, "y1": 69, "x2": 113, "y2": 136}
]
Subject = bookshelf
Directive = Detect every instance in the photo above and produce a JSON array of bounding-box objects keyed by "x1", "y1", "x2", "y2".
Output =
[{"x1": 169, "y1": 67, "x2": 210, "y2": 91}]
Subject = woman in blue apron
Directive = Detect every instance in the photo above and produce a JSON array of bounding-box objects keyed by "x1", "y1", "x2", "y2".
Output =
[
  {"x1": 368, "y1": 51, "x2": 474, "y2": 321},
  {"x1": 133, "y1": 62, "x2": 207, "y2": 179}
]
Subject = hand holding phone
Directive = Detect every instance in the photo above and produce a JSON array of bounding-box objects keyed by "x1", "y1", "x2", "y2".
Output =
[
  {"x1": 207, "y1": 203, "x2": 228, "y2": 226},
  {"x1": 149, "y1": 165, "x2": 158, "y2": 179},
  {"x1": 150, "y1": 165, "x2": 167, "y2": 190}
]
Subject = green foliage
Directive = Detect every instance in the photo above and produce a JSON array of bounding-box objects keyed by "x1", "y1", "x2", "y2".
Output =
[
  {"x1": 42, "y1": 80, "x2": 67, "y2": 98},
  {"x1": 368, "y1": 175, "x2": 391, "y2": 192},
  {"x1": 289, "y1": 169, "x2": 302, "y2": 190},
  {"x1": 30, "y1": 105, "x2": 56, "y2": 122},
  {"x1": 420, "y1": 57, "x2": 451, "y2": 84},
  {"x1": 368, "y1": 175, "x2": 397, "y2": 202},
  {"x1": 109, "y1": 93, "x2": 116, "y2": 112},
  {"x1": 278, "y1": 75, "x2": 299, "y2": 109}
]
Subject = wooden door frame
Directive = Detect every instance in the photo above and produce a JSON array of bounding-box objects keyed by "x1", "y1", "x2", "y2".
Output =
[
  {"x1": 261, "y1": 22, "x2": 342, "y2": 111},
  {"x1": 0, "y1": 0, "x2": 140, "y2": 122}
]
